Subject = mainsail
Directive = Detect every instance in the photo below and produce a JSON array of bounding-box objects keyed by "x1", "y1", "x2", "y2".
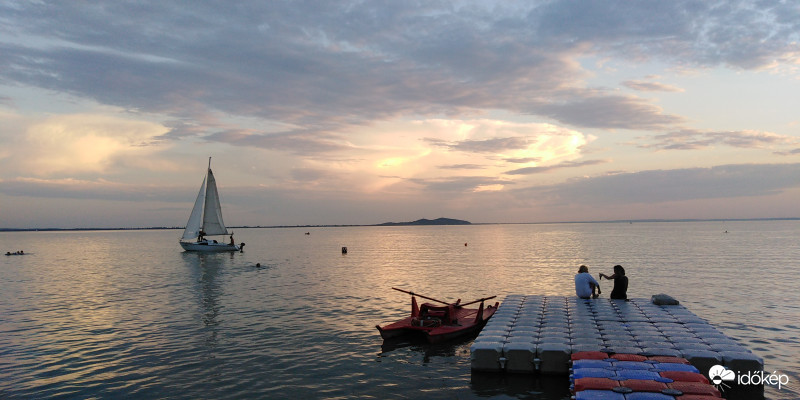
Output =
[{"x1": 202, "y1": 169, "x2": 229, "y2": 236}]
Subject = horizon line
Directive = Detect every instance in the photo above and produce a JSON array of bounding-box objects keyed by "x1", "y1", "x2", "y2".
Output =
[{"x1": 1, "y1": 217, "x2": 798, "y2": 232}]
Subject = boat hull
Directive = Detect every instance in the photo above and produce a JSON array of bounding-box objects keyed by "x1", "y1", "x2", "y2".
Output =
[
  {"x1": 180, "y1": 240, "x2": 240, "y2": 252},
  {"x1": 377, "y1": 304, "x2": 498, "y2": 344}
]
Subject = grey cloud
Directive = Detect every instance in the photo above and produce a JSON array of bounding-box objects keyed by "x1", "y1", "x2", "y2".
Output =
[
  {"x1": 408, "y1": 176, "x2": 513, "y2": 192},
  {"x1": 515, "y1": 163, "x2": 800, "y2": 205},
  {"x1": 639, "y1": 131, "x2": 715, "y2": 150},
  {"x1": 533, "y1": 0, "x2": 697, "y2": 43},
  {"x1": 536, "y1": 95, "x2": 685, "y2": 130},
  {"x1": 0, "y1": 178, "x2": 189, "y2": 202},
  {"x1": 710, "y1": 131, "x2": 792, "y2": 148},
  {"x1": 1, "y1": 1, "x2": 797, "y2": 144},
  {"x1": 504, "y1": 157, "x2": 540, "y2": 164},
  {"x1": 531, "y1": 0, "x2": 800, "y2": 69},
  {"x1": 157, "y1": 121, "x2": 210, "y2": 141},
  {"x1": 427, "y1": 136, "x2": 532, "y2": 153},
  {"x1": 506, "y1": 159, "x2": 608, "y2": 175},
  {"x1": 774, "y1": 148, "x2": 800, "y2": 156},
  {"x1": 640, "y1": 129, "x2": 796, "y2": 151},
  {"x1": 206, "y1": 129, "x2": 352, "y2": 154},
  {"x1": 622, "y1": 80, "x2": 684, "y2": 92},
  {"x1": 437, "y1": 164, "x2": 487, "y2": 170}
]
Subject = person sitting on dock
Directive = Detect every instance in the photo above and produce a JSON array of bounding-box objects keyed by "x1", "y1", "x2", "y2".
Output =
[
  {"x1": 600, "y1": 264, "x2": 628, "y2": 300},
  {"x1": 575, "y1": 265, "x2": 601, "y2": 299}
]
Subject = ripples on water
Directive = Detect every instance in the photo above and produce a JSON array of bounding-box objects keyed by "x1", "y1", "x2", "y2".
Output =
[{"x1": 1, "y1": 221, "x2": 798, "y2": 399}]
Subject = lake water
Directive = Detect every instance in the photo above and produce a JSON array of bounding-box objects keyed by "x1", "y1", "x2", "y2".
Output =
[{"x1": 1, "y1": 221, "x2": 798, "y2": 399}]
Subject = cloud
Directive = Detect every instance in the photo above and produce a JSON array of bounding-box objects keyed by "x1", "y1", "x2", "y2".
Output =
[
  {"x1": 419, "y1": 120, "x2": 591, "y2": 164},
  {"x1": 0, "y1": 96, "x2": 15, "y2": 107},
  {"x1": 532, "y1": 1, "x2": 696, "y2": 44},
  {"x1": 427, "y1": 136, "x2": 532, "y2": 153},
  {"x1": 622, "y1": 80, "x2": 685, "y2": 92},
  {"x1": 408, "y1": 176, "x2": 514, "y2": 193},
  {"x1": 2, "y1": 2, "x2": 800, "y2": 228},
  {"x1": 504, "y1": 157, "x2": 540, "y2": 164},
  {"x1": 535, "y1": 95, "x2": 685, "y2": 130},
  {"x1": 0, "y1": 177, "x2": 187, "y2": 202},
  {"x1": 506, "y1": 159, "x2": 609, "y2": 175},
  {"x1": 4, "y1": 0, "x2": 795, "y2": 143},
  {"x1": 437, "y1": 164, "x2": 487, "y2": 170},
  {"x1": 515, "y1": 163, "x2": 800, "y2": 205},
  {"x1": 774, "y1": 148, "x2": 800, "y2": 156},
  {"x1": 639, "y1": 129, "x2": 797, "y2": 151},
  {"x1": 206, "y1": 129, "x2": 353, "y2": 154},
  {"x1": 157, "y1": 120, "x2": 211, "y2": 140},
  {"x1": 2, "y1": 112, "x2": 168, "y2": 176},
  {"x1": 531, "y1": 0, "x2": 800, "y2": 69}
]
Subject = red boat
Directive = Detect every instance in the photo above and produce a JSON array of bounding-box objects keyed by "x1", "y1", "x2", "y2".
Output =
[{"x1": 376, "y1": 288, "x2": 499, "y2": 344}]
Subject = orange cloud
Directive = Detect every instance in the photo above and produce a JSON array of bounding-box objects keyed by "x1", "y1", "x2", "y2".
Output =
[{"x1": 17, "y1": 113, "x2": 168, "y2": 176}]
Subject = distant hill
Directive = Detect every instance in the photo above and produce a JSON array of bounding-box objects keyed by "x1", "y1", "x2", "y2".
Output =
[{"x1": 376, "y1": 217, "x2": 472, "y2": 226}]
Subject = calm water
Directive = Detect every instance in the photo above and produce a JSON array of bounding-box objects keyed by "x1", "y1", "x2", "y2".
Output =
[{"x1": 1, "y1": 221, "x2": 798, "y2": 399}]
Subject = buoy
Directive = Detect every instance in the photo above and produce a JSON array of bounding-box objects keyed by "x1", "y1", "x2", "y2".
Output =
[{"x1": 342, "y1": 247, "x2": 348, "y2": 254}]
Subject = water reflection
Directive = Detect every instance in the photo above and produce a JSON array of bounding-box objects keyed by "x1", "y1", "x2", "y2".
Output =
[
  {"x1": 2, "y1": 223, "x2": 799, "y2": 399},
  {"x1": 182, "y1": 253, "x2": 227, "y2": 356},
  {"x1": 378, "y1": 333, "x2": 476, "y2": 362},
  {"x1": 471, "y1": 372, "x2": 571, "y2": 400}
]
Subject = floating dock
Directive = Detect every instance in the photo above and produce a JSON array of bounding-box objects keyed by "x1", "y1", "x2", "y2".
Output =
[{"x1": 470, "y1": 295, "x2": 764, "y2": 398}]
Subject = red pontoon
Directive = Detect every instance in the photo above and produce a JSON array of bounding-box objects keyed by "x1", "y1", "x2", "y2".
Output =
[{"x1": 376, "y1": 288, "x2": 499, "y2": 344}]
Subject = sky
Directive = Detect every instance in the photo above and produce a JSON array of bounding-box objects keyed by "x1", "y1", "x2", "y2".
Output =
[{"x1": 1, "y1": 1, "x2": 799, "y2": 228}]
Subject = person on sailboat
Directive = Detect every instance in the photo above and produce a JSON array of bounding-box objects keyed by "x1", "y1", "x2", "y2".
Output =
[
  {"x1": 198, "y1": 230, "x2": 206, "y2": 242},
  {"x1": 229, "y1": 234, "x2": 235, "y2": 246}
]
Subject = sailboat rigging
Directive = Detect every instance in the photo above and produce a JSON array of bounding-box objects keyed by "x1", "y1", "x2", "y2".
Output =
[{"x1": 180, "y1": 158, "x2": 244, "y2": 252}]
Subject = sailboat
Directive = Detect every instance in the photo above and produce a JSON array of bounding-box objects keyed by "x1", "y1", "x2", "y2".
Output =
[{"x1": 180, "y1": 158, "x2": 244, "y2": 252}]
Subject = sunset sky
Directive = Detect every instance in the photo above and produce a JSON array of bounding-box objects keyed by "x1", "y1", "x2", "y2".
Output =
[{"x1": 1, "y1": 1, "x2": 799, "y2": 228}]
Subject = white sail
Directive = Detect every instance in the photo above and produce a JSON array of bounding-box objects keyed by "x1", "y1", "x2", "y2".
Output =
[
  {"x1": 182, "y1": 176, "x2": 206, "y2": 240},
  {"x1": 202, "y1": 169, "x2": 229, "y2": 236}
]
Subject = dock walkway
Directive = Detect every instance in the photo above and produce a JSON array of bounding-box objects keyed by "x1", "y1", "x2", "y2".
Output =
[{"x1": 470, "y1": 296, "x2": 764, "y2": 398}]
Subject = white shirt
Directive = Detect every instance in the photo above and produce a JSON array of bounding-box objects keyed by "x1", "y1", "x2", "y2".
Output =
[{"x1": 574, "y1": 272, "x2": 600, "y2": 298}]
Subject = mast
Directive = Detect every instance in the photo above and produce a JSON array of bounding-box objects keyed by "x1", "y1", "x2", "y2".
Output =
[{"x1": 202, "y1": 157, "x2": 211, "y2": 227}]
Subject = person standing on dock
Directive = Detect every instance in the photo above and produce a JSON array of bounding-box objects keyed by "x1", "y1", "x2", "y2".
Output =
[
  {"x1": 600, "y1": 265, "x2": 628, "y2": 300},
  {"x1": 574, "y1": 265, "x2": 601, "y2": 299}
]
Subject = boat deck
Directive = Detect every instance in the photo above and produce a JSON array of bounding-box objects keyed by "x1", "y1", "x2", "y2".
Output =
[{"x1": 378, "y1": 301, "x2": 497, "y2": 343}]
